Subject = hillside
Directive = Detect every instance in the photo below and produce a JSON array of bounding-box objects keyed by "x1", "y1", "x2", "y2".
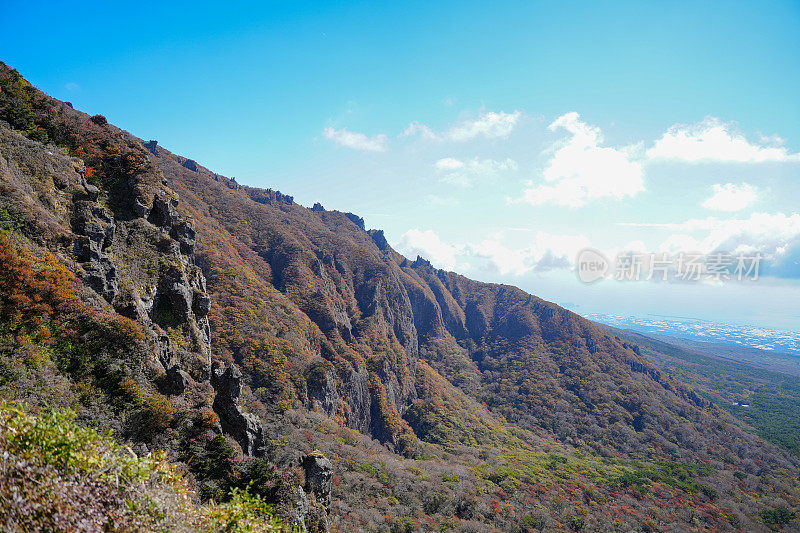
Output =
[
  {"x1": 606, "y1": 327, "x2": 800, "y2": 458},
  {"x1": 1, "y1": 61, "x2": 799, "y2": 532}
]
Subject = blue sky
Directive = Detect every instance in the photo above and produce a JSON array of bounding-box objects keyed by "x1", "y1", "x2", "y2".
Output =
[{"x1": 2, "y1": 0, "x2": 800, "y2": 329}]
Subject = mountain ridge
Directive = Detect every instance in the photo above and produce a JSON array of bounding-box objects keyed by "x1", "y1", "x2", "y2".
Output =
[{"x1": 1, "y1": 61, "x2": 798, "y2": 532}]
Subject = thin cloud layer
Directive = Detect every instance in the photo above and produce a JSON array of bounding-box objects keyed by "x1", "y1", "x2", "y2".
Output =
[
  {"x1": 403, "y1": 110, "x2": 522, "y2": 142},
  {"x1": 323, "y1": 127, "x2": 388, "y2": 152},
  {"x1": 434, "y1": 157, "x2": 518, "y2": 187}
]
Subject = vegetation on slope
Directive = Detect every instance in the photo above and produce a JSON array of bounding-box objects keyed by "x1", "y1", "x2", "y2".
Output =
[
  {"x1": 2, "y1": 59, "x2": 800, "y2": 531},
  {"x1": 610, "y1": 327, "x2": 800, "y2": 457},
  {"x1": 0, "y1": 403, "x2": 284, "y2": 532}
]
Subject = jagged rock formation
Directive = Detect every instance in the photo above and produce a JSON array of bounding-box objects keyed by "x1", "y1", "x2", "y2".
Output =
[
  {"x1": 301, "y1": 451, "x2": 333, "y2": 506},
  {"x1": 210, "y1": 362, "x2": 265, "y2": 456},
  {"x1": 73, "y1": 187, "x2": 118, "y2": 303},
  {"x1": 181, "y1": 158, "x2": 198, "y2": 171}
]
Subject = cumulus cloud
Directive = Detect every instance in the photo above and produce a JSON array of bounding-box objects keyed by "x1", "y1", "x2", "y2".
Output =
[
  {"x1": 394, "y1": 228, "x2": 588, "y2": 275},
  {"x1": 402, "y1": 110, "x2": 522, "y2": 142},
  {"x1": 647, "y1": 117, "x2": 800, "y2": 163},
  {"x1": 621, "y1": 212, "x2": 800, "y2": 260},
  {"x1": 519, "y1": 112, "x2": 644, "y2": 207},
  {"x1": 323, "y1": 127, "x2": 388, "y2": 152},
  {"x1": 395, "y1": 229, "x2": 460, "y2": 270},
  {"x1": 702, "y1": 183, "x2": 758, "y2": 212},
  {"x1": 435, "y1": 157, "x2": 518, "y2": 187}
]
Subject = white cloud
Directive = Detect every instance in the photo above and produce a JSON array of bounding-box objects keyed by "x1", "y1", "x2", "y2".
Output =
[
  {"x1": 401, "y1": 121, "x2": 439, "y2": 141},
  {"x1": 323, "y1": 127, "x2": 388, "y2": 152},
  {"x1": 434, "y1": 157, "x2": 464, "y2": 170},
  {"x1": 647, "y1": 117, "x2": 800, "y2": 163},
  {"x1": 394, "y1": 228, "x2": 588, "y2": 275},
  {"x1": 426, "y1": 195, "x2": 461, "y2": 207},
  {"x1": 435, "y1": 157, "x2": 518, "y2": 187},
  {"x1": 447, "y1": 111, "x2": 522, "y2": 141},
  {"x1": 402, "y1": 110, "x2": 522, "y2": 142},
  {"x1": 621, "y1": 212, "x2": 800, "y2": 257},
  {"x1": 396, "y1": 229, "x2": 459, "y2": 270},
  {"x1": 519, "y1": 112, "x2": 644, "y2": 207},
  {"x1": 702, "y1": 183, "x2": 759, "y2": 212}
]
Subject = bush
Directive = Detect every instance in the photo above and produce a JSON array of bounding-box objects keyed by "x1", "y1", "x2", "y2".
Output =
[
  {"x1": 760, "y1": 506, "x2": 797, "y2": 525},
  {"x1": 0, "y1": 403, "x2": 284, "y2": 531}
]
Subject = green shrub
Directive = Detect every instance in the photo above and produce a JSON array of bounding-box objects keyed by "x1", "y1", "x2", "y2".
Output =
[{"x1": 760, "y1": 506, "x2": 797, "y2": 525}]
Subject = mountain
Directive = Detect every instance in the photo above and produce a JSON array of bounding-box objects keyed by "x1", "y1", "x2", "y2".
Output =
[{"x1": 1, "y1": 61, "x2": 798, "y2": 532}]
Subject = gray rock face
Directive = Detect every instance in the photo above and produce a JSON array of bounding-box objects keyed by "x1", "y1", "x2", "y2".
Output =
[
  {"x1": 166, "y1": 365, "x2": 190, "y2": 395},
  {"x1": 346, "y1": 370, "x2": 372, "y2": 433},
  {"x1": 182, "y1": 159, "x2": 198, "y2": 171},
  {"x1": 290, "y1": 486, "x2": 330, "y2": 533},
  {"x1": 306, "y1": 365, "x2": 337, "y2": 417},
  {"x1": 149, "y1": 195, "x2": 181, "y2": 229},
  {"x1": 133, "y1": 197, "x2": 151, "y2": 218},
  {"x1": 81, "y1": 178, "x2": 100, "y2": 201},
  {"x1": 311, "y1": 202, "x2": 324, "y2": 211},
  {"x1": 301, "y1": 452, "x2": 333, "y2": 506},
  {"x1": 211, "y1": 362, "x2": 266, "y2": 456},
  {"x1": 159, "y1": 265, "x2": 193, "y2": 321},
  {"x1": 170, "y1": 219, "x2": 196, "y2": 255},
  {"x1": 73, "y1": 202, "x2": 118, "y2": 303},
  {"x1": 84, "y1": 257, "x2": 118, "y2": 303},
  {"x1": 193, "y1": 291, "x2": 212, "y2": 317},
  {"x1": 144, "y1": 140, "x2": 159, "y2": 155},
  {"x1": 368, "y1": 229, "x2": 388, "y2": 251},
  {"x1": 344, "y1": 212, "x2": 365, "y2": 230}
]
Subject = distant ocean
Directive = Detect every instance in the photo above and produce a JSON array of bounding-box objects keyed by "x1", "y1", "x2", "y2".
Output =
[{"x1": 588, "y1": 314, "x2": 800, "y2": 357}]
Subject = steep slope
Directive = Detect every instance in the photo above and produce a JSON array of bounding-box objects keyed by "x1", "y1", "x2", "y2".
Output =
[{"x1": 1, "y1": 61, "x2": 799, "y2": 531}]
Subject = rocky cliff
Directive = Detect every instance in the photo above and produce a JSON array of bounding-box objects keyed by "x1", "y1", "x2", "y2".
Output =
[{"x1": 2, "y1": 61, "x2": 799, "y2": 532}]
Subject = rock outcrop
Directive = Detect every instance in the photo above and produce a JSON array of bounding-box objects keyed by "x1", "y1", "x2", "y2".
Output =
[
  {"x1": 301, "y1": 451, "x2": 333, "y2": 506},
  {"x1": 210, "y1": 362, "x2": 266, "y2": 456},
  {"x1": 181, "y1": 158, "x2": 198, "y2": 171},
  {"x1": 344, "y1": 212, "x2": 364, "y2": 230},
  {"x1": 73, "y1": 179, "x2": 118, "y2": 303}
]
